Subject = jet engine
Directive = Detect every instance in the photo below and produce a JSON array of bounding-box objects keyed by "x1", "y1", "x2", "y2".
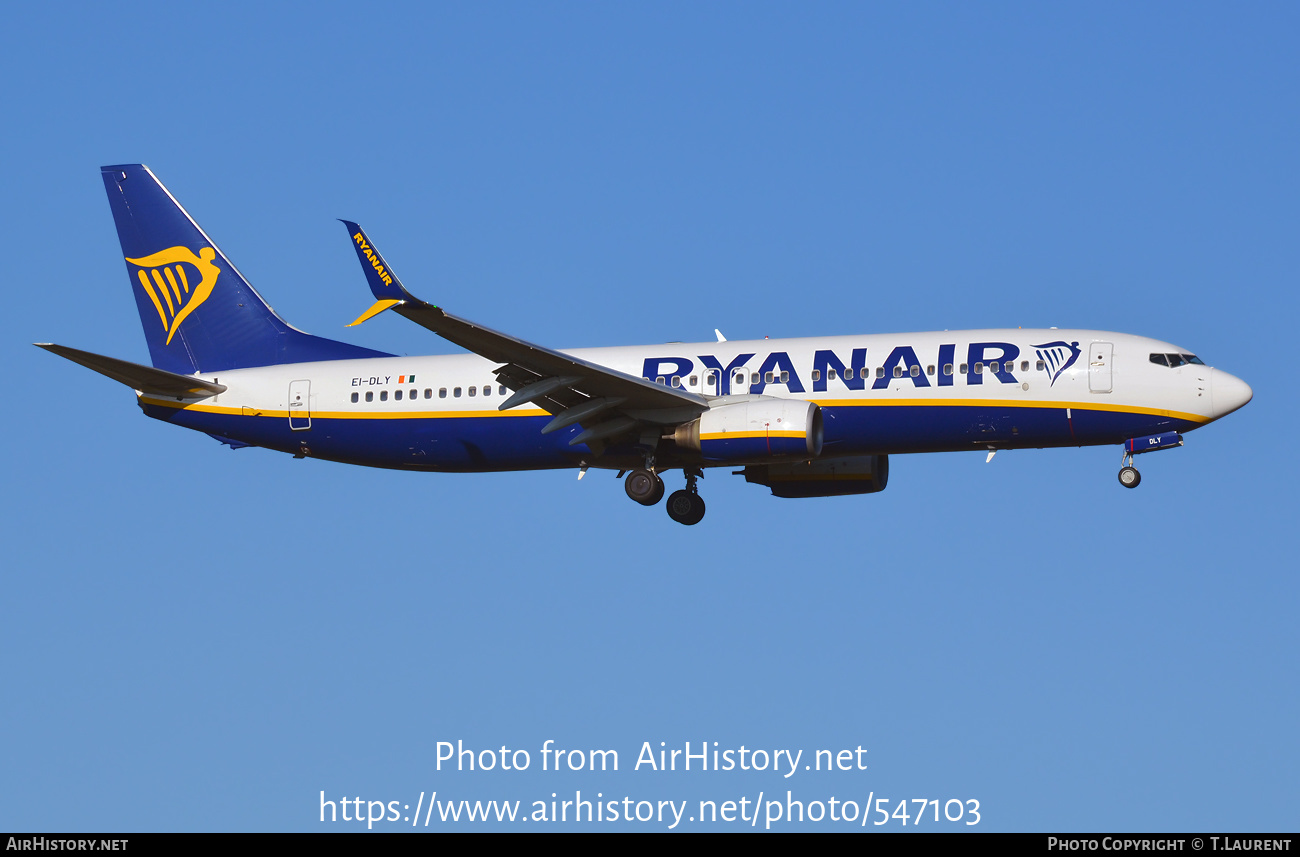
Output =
[{"x1": 672, "y1": 397, "x2": 823, "y2": 463}]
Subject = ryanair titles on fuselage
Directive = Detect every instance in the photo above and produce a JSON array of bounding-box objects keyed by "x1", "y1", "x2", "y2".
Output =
[{"x1": 642, "y1": 339, "x2": 1082, "y2": 395}]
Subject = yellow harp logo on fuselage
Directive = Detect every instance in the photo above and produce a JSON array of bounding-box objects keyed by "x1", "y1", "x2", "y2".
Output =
[{"x1": 126, "y1": 246, "x2": 220, "y2": 345}]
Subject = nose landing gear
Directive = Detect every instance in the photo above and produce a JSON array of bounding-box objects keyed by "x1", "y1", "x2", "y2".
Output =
[
  {"x1": 1118, "y1": 450, "x2": 1141, "y2": 488},
  {"x1": 1116, "y1": 431, "x2": 1185, "y2": 488}
]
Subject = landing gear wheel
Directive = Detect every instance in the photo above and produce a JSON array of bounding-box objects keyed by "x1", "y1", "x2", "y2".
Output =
[
  {"x1": 625, "y1": 468, "x2": 665, "y2": 506},
  {"x1": 1118, "y1": 466, "x2": 1141, "y2": 488},
  {"x1": 666, "y1": 489, "x2": 706, "y2": 525}
]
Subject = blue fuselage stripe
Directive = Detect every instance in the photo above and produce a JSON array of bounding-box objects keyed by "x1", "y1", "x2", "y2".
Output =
[{"x1": 142, "y1": 401, "x2": 1199, "y2": 471}]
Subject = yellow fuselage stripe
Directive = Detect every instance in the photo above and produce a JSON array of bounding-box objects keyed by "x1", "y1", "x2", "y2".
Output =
[
  {"x1": 140, "y1": 395, "x2": 1208, "y2": 425},
  {"x1": 701, "y1": 431, "x2": 807, "y2": 440},
  {"x1": 140, "y1": 396, "x2": 549, "y2": 420}
]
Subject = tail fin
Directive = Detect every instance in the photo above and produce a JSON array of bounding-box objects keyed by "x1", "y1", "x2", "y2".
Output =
[{"x1": 101, "y1": 165, "x2": 390, "y2": 373}]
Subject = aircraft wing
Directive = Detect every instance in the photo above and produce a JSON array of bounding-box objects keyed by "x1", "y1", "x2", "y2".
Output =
[{"x1": 340, "y1": 222, "x2": 706, "y2": 444}]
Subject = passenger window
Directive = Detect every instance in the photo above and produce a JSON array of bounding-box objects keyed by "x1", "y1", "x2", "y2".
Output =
[
  {"x1": 764, "y1": 372, "x2": 773, "y2": 384},
  {"x1": 380, "y1": 390, "x2": 388, "y2": 401},
  {"x1": 910, "y1": 365, "x2": 920, "y2": 377},
  {"x1": 926, "y1": 364, "x2": 935, "y2": 376},
  {"x1": 656, "y1": 375, "x2": 665, "y2": 385},
  {"x1": 751, "y1": 373, "x2": 760, "y2": 385},
  {"x1": 395, "y1": 390, "x2": 403, "y2": 401},
  {"x1": 351, "y1": 392, "x2": 359, "y2": 403},
  {"x1": 876, "y1": 367, "x2": 885, "y2": 378},
  {"x1": 960, "y1": 363, "x2": 968, "y2": 374},
  {"x1": 811, "y1": 370, "x2": 821, "y2": 382},
  {"x1": 975, "y1": 363, "x2": 984, "y2": 374},
  {"x1": 689, "y1": 375, "x2": 698, "y2": 387},
  {"x1": 469, "y1": 386, "x2": 476, "y2": 396},
  {"x1": 780, "y1": 371, "x2": 789, "y2": 383},
  {"x1": 425, "y1": 389, "x2": 432, "y2": 399},
  {"x1": 1020, "y1": 360, "x2": 1029, "y2": 372},
  {"x1": 365, "y1": 391, "x2": 373, "y2": 402},
  {"x1": 893, "y1": 366, "x2": 903, "y2": 378},
  {"x1": 943, "y1": 364, "x2": 953, "y2": 376},
  {"x1": 672, "y1": 376, "x2": 682, "y2": 388},
  {"x1": 989, "y1": 361, "x2": 1000, "y2": 373},
  {"x1": 439, "y1": 388, "x2": 447, "y2": 398},
  {"x1": 454, "y1": 387, "x2": 461, "y2": 398},
  {"x1": 482, "y1": 385, "x2": 490, "y2": 396},
  {"x1": 499, "y1": 385, "x2": 507, "y2": 395},
  {"x1": 1036, "y1": 360, "x2": 1045, "y2": 371},
  {"x1": 828, "y1": 369, "x2": 837, "y2": 380},
  {"x1": 705, "y1": 372, "x2": 716, "y2": 384},
  {"x1": 734, "y1": 372, "x2": 745, "y2": 387}
]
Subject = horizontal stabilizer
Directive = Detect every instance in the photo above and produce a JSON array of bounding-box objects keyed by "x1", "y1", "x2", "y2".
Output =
[{"x1": 35, "y1": 343, "x2": 226, "y2": 399}]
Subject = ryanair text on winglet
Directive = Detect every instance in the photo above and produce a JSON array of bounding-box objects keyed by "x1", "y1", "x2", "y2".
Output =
[{"x1": 352, "y1": 232, "x2": 394, "y2": 286}]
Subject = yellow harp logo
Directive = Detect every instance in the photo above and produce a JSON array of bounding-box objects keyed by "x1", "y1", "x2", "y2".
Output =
[{"x1": 126, "y1": 246, "x2": 220, "y2": 345}]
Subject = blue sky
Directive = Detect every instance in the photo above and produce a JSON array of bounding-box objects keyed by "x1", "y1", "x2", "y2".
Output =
[{"x1": 2, "y1": 3, "x2": 1296, "y2": 831}]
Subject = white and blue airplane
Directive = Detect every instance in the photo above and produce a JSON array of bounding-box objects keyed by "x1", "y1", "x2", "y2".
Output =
[{"x1": 39, "y1": 165, "x2": 1253, "y2": 525}]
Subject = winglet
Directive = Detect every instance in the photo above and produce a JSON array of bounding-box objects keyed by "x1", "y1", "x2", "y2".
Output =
[
  {"x1": 348, "y1": 298, "x2": 403, "y2": 327},
  {"x1": 340, "y1": 220, "x2": 423, "y2": 303}
]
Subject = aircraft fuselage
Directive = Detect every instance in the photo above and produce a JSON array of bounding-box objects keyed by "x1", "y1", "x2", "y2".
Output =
[{"x1": 139, "y1": 329, "x2": 1247, "y2": 473}]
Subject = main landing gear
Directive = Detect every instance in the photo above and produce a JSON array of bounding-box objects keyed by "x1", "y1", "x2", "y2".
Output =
[
  {"x1": 1118, "y1": 451, "x2": 1141, "y2": 489},
  {"x1": 666, "y1": 468, "x2": 706, "y2": 526},
  {"x1": 624, "y1": 467, "x2": 665, "y2": 505},
  {"x1": 622, "y1": 465, "x2": 707, "y2": 525}
]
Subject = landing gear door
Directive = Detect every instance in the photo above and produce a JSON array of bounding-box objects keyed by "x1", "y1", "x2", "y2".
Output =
[
  {"x1": 289, "y1": 380, "x2": 311, "y2": 430},
  {"x1": 1089, "y1": 342, "x2": 1113, "y2": 393}
]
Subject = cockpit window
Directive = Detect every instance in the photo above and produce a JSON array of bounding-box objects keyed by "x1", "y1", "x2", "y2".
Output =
[{"x1": 1151, "y1": 352, "x2": 1205, "y2": 368}]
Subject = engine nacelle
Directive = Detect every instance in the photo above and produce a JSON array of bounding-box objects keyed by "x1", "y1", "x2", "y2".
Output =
[
  {"x1": 743, "y1": 455, "x2": 889, "y2": 498},
  {"x1": 673, "y1": 397, "x2": 823, "y2": 463}
]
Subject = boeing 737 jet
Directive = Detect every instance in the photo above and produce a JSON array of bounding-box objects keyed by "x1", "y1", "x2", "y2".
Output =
[{"x1": 38, "y1": 165, "x2": 1253, "y2": 525}]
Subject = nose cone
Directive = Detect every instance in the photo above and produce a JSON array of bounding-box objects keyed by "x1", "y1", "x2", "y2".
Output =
[{"x1": 1212, "y1": 369, "x2": 1253, "y2": 418}]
